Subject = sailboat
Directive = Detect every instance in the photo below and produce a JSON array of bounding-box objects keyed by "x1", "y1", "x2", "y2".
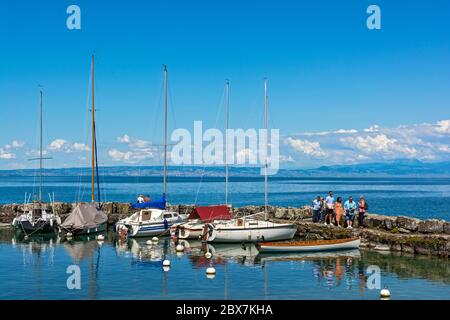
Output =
[
  {"x1": 206, "y1": 79, "x2": 297, "y2": 243},
  {"x1": 60, "y1": 54, "x2": 108, "y2": 236},
  {"x1": 170, "y1": 80, "x2": 233, "y2": 239},
  {"x1": 114, "y1": 65, "x2": 186, "y2": 238},
  {"x1": 12, "y1": 90, "x2": 61, "y2": 235}
]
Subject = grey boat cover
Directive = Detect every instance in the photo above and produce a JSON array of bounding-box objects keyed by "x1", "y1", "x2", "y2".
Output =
[{"x1": 62, "y1": 203, "x2": 108, "y2": 229}]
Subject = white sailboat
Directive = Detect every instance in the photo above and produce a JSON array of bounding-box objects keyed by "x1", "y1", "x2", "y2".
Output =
[
  {"x1": 12, "y1": 90, "x2": 61, "y2": 235},
  {"x1": 170, "y1": 80, "x2": 233, "y2": 239},
  {"x1": 206, "y1": 79, "x2": 297, "y2": 243},
  {"x1": 114, "y1": 65, "x2": 186, "y2": 238}
]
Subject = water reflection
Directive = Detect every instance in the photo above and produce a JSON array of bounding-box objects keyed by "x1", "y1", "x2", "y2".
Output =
[{"x1": 1, "y1": 229, "x2": 449, "y2": 299}]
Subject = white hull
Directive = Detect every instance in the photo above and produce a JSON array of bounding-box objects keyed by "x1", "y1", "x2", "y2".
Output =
[
  {"x1": 258, "y1": 238, "x2": 361, "y2": 253},
  {"x1": 115, "y1": 209, "x2": 186, "y2": 238},
  {"x1": 207, "y1": 219, "x2": 297, "y2": 243}
]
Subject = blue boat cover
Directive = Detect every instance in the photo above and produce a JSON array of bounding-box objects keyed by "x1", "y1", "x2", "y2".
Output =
[{"x1": 131, "y1": 196, "x2": 166, "y2": 210}]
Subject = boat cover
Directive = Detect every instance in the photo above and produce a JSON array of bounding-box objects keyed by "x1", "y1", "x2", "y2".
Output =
[
  {"x1": 131, "y1": 196, "x2": 166, "y2": 210},
  {"x1": 188, "y1": 205, "x2": 232, "y2": 222},
  {"x1": 62, "y1": 203, "x2": 108, "y2": 229}
]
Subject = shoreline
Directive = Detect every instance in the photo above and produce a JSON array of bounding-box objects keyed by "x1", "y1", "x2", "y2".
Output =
[{"x1": 1, "y1": 202, "x2": 449, "y2": 257}]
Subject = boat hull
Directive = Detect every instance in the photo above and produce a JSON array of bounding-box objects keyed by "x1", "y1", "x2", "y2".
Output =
[
  {"x1": 15, "y1": 220, "x2": 58, "y2": 234},
  {"x1": 208, "y1": 225, "x2": 297, "y2": 243},
  {"x1": 257, "y1": 238, "x2": 361, "y2": 253},
  {"x1": 63, "y1": 222, "x2": 107, "y2": 236}
]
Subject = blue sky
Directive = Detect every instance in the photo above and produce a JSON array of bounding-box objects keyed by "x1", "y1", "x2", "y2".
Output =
[{"x1": 0, "y1": 0, "x2": 449, "y2": 169}]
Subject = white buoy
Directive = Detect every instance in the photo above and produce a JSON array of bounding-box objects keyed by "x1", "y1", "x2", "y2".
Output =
[
  {"x1": 163, "y1": 259, "x2": 171, "y2": 267},
  {"x1": 97, "y1": 234, "x2": 105, "y2": 240},
  {"x1": 206, "y1": 267, "x2": 216, "y2": 275},
  {"x1": 380, "y1": 288, "x2": 391, "y2": 298},
  {"x1": 146, "y1": 240, "x2": 153, "y2": 245},
  {"x1": 176, "y1": 244, "x2": 184, "y2": 252},
  {"x1": 66, "y1": 232, "x2": 73, "y2": 237},
  {"x1": 205, "y1": 252, "x2": 212, "y2": 259},
  {"x1": 163, "y1": 266, "x2": 170, "y2": 272},
  {"x1": 152, "y1": 237, "x2": 159, "y2": 243},
  {"x1": 206, "y1": 273, "x2": 216, "y2": 279}
]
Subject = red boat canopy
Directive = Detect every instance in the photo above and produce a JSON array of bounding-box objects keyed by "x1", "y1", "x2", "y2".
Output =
[{"x1": 188, "y1": 205, "x2": 232, "y2": 222}]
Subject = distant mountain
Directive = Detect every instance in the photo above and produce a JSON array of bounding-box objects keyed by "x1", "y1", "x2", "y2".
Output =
[
  {"x1": 0, "y1": 160, "x2": 448, "y2": 177},
  {"x1": 310, "y1": 159, "x2": 450, "y2": 176}
]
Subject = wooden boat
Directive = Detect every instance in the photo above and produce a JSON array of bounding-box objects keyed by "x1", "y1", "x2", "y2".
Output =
[{"x1": 256, "y1": 237, "x2": 361, "y2": 253}]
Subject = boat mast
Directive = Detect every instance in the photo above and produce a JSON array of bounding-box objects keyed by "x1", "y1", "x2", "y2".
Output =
[
  {"x1": 163, "y1": 65, "x2": 168, "y2": 198},
  {"x1": 39, "y1": 90, "x2": 43, "y2": 202},
  {"x1": 225, "y1": 79, "x2": 229, "y2": 205},
  {"x1": 91, "y1": 54, "x2": 95, "y2": 203},
  {"x1": 264, "y1": 79, "x2": 268, "y2": 220}
]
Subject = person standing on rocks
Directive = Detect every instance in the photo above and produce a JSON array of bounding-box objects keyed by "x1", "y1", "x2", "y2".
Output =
[
  {"x1": 344, "y1": 196, "x2": 357, "y2": 229},
  {"x1": 335, "y1": 196, "x2": 344, "y2": 227},
  {"x1": 312, "y1": 196, "x2": 322, "y2": 223},
  {"x1": 358, "y1": 196, "x2": 367, "y2": 228},
  {"x1": 325, "y1": 191, "x2": 335, "y2": 225}
]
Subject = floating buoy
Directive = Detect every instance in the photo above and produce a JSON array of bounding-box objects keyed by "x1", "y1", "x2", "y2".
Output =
[
  {"x1": 176, "y1": 244, "x2": 185, "y2": 252},
  {"x1": 206, "y1": 267, "x2": 216, "y2": 275},
  {"x1": 66, "y1": 232, "x2": 73, "y2": 237},
  {"x1": 163, "y1": 266, "x2": 170, "y2": 272},
  {"x1": 24, "y1": 235, "x2": 29, "y2": 240},
  {"x1": 380, "y1": 288, "x2": 391, "y2": 298},
  {"x1": 163, "y1": 259, "x2": 171, "y2": 267},
  {"x1": 152, "y1": 237, "x2": 159, "y2": 243},
  {"x1": 146, "y1": 240, "x2": 153, "y2": 246},
  {"x1": 97, "y1": 234, "x2": 105, "y2": 240},
  {"x1": 205, "y1": 252, "x2": 212, "y2": 259}
]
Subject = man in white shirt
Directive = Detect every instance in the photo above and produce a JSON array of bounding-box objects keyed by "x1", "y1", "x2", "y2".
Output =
[
  {"x1": 312, "y1": 196, "x2": 322, "y2": 223},
  {"x1": 324, "y1": 191, "x2": 335, "y2": 225}
]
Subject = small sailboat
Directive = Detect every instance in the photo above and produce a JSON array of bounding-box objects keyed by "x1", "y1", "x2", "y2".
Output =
[
  {"x1": 171, "y1": 205, "x2": 232, "y2": 239},
  {"x1": 60, "y1": 54, "x2": 108, "y2": 237},
  {"x1": 114, "y1": 65, "x2": 187, "y2": 238},
  {"x1": 206, "y1": 79, "x2": 297, "y2": 243},
  {"x1": 256, "y1": 237, "x2": 361, "y2": 253},
  {"x1": 12, "y1": 90, "x2": 61, "y2": 235}
]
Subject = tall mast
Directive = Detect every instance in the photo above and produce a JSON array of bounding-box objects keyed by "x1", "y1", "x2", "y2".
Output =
[
  {"x1": 225, "y1": 79, "x2": 229, "y2": 205},
  {"x1": 264, "y1": 79, "x2": 268, "y2": 220},
  {"x1": 163, "y1": 65, "x2": 168, "y2": 198},
  {"x1": 91, "y1": 54, "x2": 95, "y2": 203},
  {"x1": 39, "y1": 90, "x2": 43, "y2": 202}
]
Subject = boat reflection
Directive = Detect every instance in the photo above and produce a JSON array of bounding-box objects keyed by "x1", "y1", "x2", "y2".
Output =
[{"x1": 115, "y1": 237, "x2": 174, "y2": 265}]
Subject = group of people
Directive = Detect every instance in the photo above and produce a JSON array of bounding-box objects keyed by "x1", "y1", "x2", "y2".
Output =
[
  {"x1": 136, "y1": 194, "x2": 151, "y2": 204},
  {"x1": 312, "y1": 191, "x2": 368, "y2": 229}
]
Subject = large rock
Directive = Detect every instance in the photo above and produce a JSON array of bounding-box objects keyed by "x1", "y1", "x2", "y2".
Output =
[
  {"x1": 418, "y1": 219, "x2": 445, "y2": 234},
  {"x1": 396, "y1": 216, "x2": 420, "y2": 232},
  {"x1": 444, "y1": 222, "x2": 450, "y2": 235},
  {"x1": 364, "y1": 214, "x2": 387, "y2": 229}
]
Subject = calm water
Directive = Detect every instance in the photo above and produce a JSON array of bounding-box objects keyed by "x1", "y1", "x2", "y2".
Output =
[
  {"x1": 0, "y1": 229, "x2": 449, "y2": 300},
  {"x1": 0, "y1": 176, "x2": 449, "y2": 220}
]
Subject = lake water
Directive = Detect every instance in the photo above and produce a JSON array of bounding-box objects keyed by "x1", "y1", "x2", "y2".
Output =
[
  {"x1": 0, "y1": 229, "x2": 449, "y2": 300},
  {"x1": 0, "y1": 176, "x2": 449, "y2": 220}
]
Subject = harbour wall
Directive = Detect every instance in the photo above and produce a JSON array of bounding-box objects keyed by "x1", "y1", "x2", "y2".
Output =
[{"x1": 1, "y1": 202, "x2": 449, "y2": 257}]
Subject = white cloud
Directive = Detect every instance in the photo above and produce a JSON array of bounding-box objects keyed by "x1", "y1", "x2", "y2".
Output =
[
  {"x1": 285, "y1": 137, "x2": 327, "y2": 158},
  {"x1": 340, "y1": 134, "x2": 417, "y2": 157},
  {"x1": 48, "y1": 139, "x2": 68, "y2": 150},
  {"x1": 435, "y1": 120, "x2": 450, "y2": 134},
  {"x1": 70, "y1": 143, "x2": 90, "y2": 152},
  {"x1": 108, "y1": 149, "x2": 134, "y2": 162},
  {"x1": 47, "y1": 139, "x2": 90, "y2": 153},
  {"x1": 363, "y1": 125, "x2": 380, "y2": 133},
  {"x1": 0, "y1": 148, "x2": 15, "y2": 159},
  {"x1": 117, "y1": 134, "x2": 131, "y2": 143}
]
